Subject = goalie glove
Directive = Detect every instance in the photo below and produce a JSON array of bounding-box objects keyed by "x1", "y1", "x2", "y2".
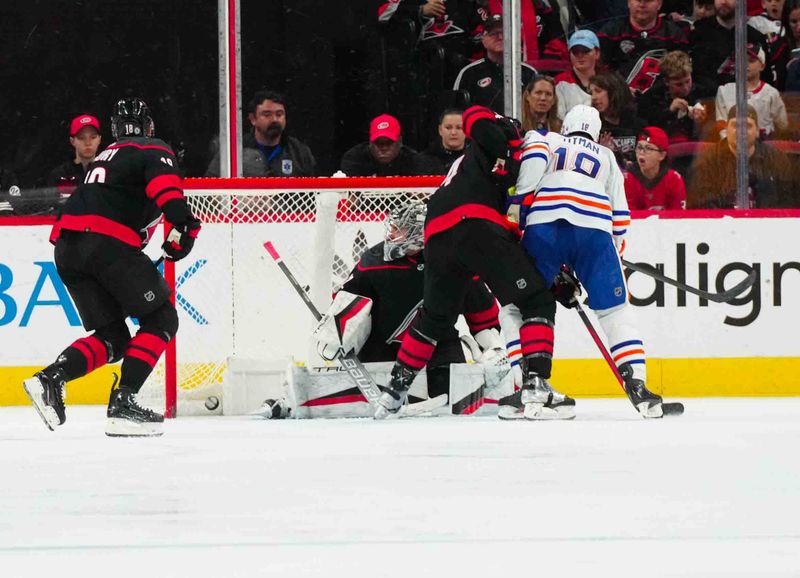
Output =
[
  {"x1": 311, "y1": 291, "x2": 373, "y2": 361},
  {"x1": 551, "y1": 265, "x2": 582, "y2": 309},
  {"x1": 162, "y1": 217, "x2": 201, "y2": 262},
  {"x1": 472, "y1": 328, "x2": 507, "y2": 366}
]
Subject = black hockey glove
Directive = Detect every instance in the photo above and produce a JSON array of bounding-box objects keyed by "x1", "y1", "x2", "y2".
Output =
[
  {"x1": 162, "y1": 217, "x2": 201, "y2": 262},
  {"x1": 551, "y1": 265, "x2": 582, "y2": 309}
]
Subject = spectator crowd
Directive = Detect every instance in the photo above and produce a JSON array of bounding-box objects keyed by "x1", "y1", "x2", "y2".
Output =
[{"x1": 3, "y1": 0, "x2": 800, "y2": 215}]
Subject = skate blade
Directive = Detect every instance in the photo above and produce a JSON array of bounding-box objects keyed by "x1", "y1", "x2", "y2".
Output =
[
  {"x1": 105, "y1": 418, "x2": 164, "y2": 437},
  {"x1": 525, "y1": 404, "x2": 576, "y2": 421},
  {"x1": 497, "y1": 407, "x2": 525, "y2": 420},
  {"x1": 523, "y1": 402, "x2": 544, "y2": 419},
  {"x1": 22, "y1": 378, "x2": 57, "y2": 431}
]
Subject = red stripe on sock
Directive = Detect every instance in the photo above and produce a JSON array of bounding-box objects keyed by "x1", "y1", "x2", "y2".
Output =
[
  {"x1": 129, "y1": 332, "x2": 168, "y2": 356},
  {"x1": 520, "y1": 323, "x2": 554, "y2": 357},
  {"x1": 72, "y1": 340, "x2": 97, "y2": 373},
  {"x1": 125, "y1": 332, "x2": 169, "y2": 368},
  {"x1": 125, "y1": 347, "x2": 159, "y2": 368},
  {"x1": 465, "y1": 302, "x2": 500, "y2": 333},
  {"x1": 397, "y1": 350, "x2": 428, "y2": 370}
]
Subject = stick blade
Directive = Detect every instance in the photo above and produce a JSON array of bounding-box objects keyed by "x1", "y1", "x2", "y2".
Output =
[
  {"x1": 711, "y1": 269, "x2": 757, "y2": 303},
  {"x1": 662, "y1": 402, "x2": 685, "y2": 417}
]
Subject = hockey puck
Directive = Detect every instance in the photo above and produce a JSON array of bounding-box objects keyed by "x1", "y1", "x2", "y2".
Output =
[{"x1": 205, "y1": 396, "x2": 220, "y2": 411}]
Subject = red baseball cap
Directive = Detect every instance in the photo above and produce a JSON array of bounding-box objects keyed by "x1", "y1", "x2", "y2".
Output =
[
  {"x1": 70, "y1": 114, "x2": 101, "y2": 136},
  {"x1": 638, "y1": 126, "x2": 669, "y2": 152},
  {"x1": 369, "y1": 114, "x2": 401, "y2": 142}
]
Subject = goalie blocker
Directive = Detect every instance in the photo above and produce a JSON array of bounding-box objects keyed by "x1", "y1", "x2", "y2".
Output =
[{"x1": 256, "y1": 361, "x2": 514, "y2": 419}]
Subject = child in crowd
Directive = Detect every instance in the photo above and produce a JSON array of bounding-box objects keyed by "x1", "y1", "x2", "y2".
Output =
[
  {"x1": 715, "y1": 44, "x2": 788, "y2": 138},
  {"x1": 624, "y1": 127, "x2": 687, "y2": 211}
]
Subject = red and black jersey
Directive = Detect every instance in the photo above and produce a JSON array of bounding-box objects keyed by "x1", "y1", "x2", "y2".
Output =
[
  {"x1": 45, "y1": 159, "x2": 89, "y2": 201},
  {"x1": 53, "y1": 137, "x2": 192, "y2": 248},
  {"x1": 341, "y1": 241, "x2": 498, "y2": 362},
  {"x1": 596, "y1": 15, "x2": 688, "y2": 96},
  {"x1": 624, "y1": 165, "x2": 686, "y2": 210},
  {"x1": 424, "y1": 106, "x2": 522, "y2": 241}
]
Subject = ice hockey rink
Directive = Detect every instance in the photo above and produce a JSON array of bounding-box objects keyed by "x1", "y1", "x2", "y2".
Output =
[{"x1": 1, "y1": 398, "x2": 799, "y2": 578}]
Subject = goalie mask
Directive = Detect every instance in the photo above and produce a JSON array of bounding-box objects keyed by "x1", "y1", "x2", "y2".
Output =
[
  {"x1": 111, "y1": 97, "x2": 155, "y2": 139},
  {"x1": 383, "y1": 201, "x2": 426, "y2": 261}
]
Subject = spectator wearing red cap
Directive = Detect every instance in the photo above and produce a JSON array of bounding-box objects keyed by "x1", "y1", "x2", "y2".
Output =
[
  {"x1": 38, "y1": 114, "x2": 103, "y2": 214},
  {"x1": 339, "y1": 114, "x2": 437, "y2": 177},
  {"x1": 624, "y1": 127, "x2": 687, "y2": 210}
]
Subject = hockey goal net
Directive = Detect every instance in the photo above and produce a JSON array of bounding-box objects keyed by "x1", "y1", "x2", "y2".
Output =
[{"x1": 139, "y1": 176, "x2": 441, "y2": 416}]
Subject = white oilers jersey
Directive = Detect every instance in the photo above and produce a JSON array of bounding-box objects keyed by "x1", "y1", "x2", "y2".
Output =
[{"x1": 515, "y1": 131, "x2": 629, "y2": 243}]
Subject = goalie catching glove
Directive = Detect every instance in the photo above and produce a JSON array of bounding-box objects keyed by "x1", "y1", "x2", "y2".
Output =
[
  {"x1": 162, "y1": 217, "x2": 201, "y2": 262},
  {"x1": 312, "y1": 291, "x2": 373, "y2": 361}
]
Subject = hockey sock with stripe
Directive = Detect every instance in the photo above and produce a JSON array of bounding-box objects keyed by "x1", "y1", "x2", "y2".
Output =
[
  {"x1": 48, "y1": 336, "x2": 110, "y2": 381},
  {"x1": 120, "y1": 331, "x2": 169, "y2": 393},
  {"x1": 519, "y1": 317, "x2": 554, "y2": 378},
  {"x1": 595, "y1": 303, "x2": 647, "y2": 382}
]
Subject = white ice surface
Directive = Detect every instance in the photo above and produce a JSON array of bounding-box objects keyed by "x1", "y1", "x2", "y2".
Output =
[{"x1": 1, "y1": 398, "x2": 799, "y2": 578}]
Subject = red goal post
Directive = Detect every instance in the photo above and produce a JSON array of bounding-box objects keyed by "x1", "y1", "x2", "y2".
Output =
[{"x1": 141, "y1": 176, "x2": 442, "y2": 416}]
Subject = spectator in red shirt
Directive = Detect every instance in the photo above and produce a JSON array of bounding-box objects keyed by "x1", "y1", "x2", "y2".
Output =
[{"x1": 624, "y1": 126, "x2": 687, "y2": 210}]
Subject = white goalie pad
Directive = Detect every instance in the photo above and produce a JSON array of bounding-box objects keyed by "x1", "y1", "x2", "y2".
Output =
[
  {"x1": 287, "y1": 362, "x2": 429, "y2": 418},
  {"x1": 311, "y1": 291, "x2": 373, "y2": 361},
  {"x1": 283, "y1": 361, "x2": 514, "y2": 419}
]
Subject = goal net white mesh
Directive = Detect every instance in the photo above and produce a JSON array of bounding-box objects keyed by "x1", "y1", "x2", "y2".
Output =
[{"x1": 138, "y1": 176, "x2": 440, "y2": 415}]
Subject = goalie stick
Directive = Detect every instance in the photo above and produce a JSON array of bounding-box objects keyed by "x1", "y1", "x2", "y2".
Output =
[
  {"x1": 264, "y1": 241, "x2": 447, "y2": 415},
  {"x1": 622, "y1": 259, "x2": 756, "y2": 304},
  {"x1": 573, "y1": 300, "x2": 684, "y2": 418}
]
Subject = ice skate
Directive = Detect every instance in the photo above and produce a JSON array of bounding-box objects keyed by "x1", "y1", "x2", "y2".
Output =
[
  {"x1": 374, "y1": 365, "x2": 417, "y2": 420},
  {"x1": 521, "y1": 373, "x2": 576, "y2": 420},
  {"x1": 619, "y1": 364, "x2": 663, "y2": 419},
  {"x1": 23, "y1": 367, "x2": 67, "y2": 431},
  {"x1": 106, "y1": 381, "x2": 164, "y2": 437}
]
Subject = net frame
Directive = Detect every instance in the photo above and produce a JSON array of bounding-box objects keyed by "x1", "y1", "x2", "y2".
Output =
[{"x1": 153, "y1": 176, "x2": 442, "y2": 417}]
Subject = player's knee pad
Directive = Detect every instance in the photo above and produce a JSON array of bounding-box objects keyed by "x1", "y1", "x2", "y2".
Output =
[
  {"x1": 92, "y1": 320, "x2": 131, "y2": 363},
  {"x1": 137, "y1": 302, "x2": 179, "y2": 342}
]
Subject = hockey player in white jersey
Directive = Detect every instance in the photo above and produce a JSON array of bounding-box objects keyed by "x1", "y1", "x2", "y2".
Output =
[{"x1": 505, "y1": 104, "x2": 664, "y2": 418}]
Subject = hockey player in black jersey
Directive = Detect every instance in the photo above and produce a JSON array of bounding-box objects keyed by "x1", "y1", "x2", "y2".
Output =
[
  {"x1": 313, "y1": 201, "x2": 508, "y2": 402},
  {"x1": 374, "y1": 106, "x2": 573, "y2": 420},
  {"x1": 23, "y1": 97, "x2": 201, "y2": 437}
]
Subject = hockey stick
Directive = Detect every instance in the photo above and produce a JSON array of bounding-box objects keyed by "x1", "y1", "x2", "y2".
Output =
[
  {"x1": 263, "y1": 241, "x2": 446, "y2": 416},
  {"x1": 573, "y1": 300, "x2": 684, "y2": 417},
  {"x1": 622, "y1": 259, "x2": 756, "y2": 303}
]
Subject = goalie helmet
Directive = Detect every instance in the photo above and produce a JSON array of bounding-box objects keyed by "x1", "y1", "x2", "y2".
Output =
[
  {"x1": 561, "y1": 104, "x2": 601, "y2": 142},
  {"x1": 111, "y1": 97, "x2": 155, "y2": 139},
  {"x1": 383, "y1": 201, "x2": 427, "y2": 261}
]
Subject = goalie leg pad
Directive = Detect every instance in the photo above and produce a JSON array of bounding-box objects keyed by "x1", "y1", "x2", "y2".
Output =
[{"x1": 311, "y1": 291, "x2": 372, "y2": 361}]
